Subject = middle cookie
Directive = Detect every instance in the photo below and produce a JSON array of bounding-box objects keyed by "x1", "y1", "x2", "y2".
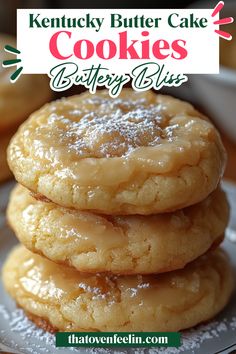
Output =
[{"x1": 8, "y1": 184, "x2": 229, "y2": 275}]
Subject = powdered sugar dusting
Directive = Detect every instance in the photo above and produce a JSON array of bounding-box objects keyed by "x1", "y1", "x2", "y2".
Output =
[{"x1": 43, "y1": 95, "x2": 177, "y2": 158}]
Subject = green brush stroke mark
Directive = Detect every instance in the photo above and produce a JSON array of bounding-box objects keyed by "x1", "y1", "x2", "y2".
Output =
[
  {"x1": 4, "y1": 45, "x2": 21, "y2": 54},
  {"x1": 10, "y1": 66, "x2": 23, "y2": 82},
  {"x1": 3, "y1": 59, "x2": 22, "y2": 67}
]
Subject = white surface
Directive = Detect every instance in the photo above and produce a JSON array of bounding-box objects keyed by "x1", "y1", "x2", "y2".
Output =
[{"x1": 0, "y1": 180, "x2": 236, "y2": 354}]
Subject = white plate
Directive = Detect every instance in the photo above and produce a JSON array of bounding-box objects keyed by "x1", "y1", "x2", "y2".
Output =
[{"x1": 0, "y1": 180, "x2": 236, "y2": 354}]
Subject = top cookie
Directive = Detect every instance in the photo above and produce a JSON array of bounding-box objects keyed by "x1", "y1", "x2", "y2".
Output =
[
  {"x1": 8, "y1": 89, "x2": 226, "y2": 214},
  {"x1": 0, "y1": 34, "x2": 52, "y2": 132}
]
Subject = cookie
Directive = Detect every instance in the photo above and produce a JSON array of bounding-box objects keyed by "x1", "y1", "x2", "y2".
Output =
[
  {"x1": 0, "y1": 34, "x2": 52, "y2": 132},
  {"x1": 2, "y1": 245, "x2": 234, "y2": 332},
  {"x1": 0, "y1": 129, "x2": 14, "y2": 182},
  {"x1": 7, "y1": 89, "x2": 226, "y2": 215},
  {"x1": 7, "y1": 184, "x2": 228, "y2": 274}
]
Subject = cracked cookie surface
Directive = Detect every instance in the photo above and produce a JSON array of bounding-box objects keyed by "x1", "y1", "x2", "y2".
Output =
[
  {"x1": 7, "y1": 89, "x2": 226, "y2": 214},
  {"x1": 2, "y1": 245, "x2": 234, "y2": 332},
  {"x1": 7, "y1": 184, "x2": 229, "y2": 274}
]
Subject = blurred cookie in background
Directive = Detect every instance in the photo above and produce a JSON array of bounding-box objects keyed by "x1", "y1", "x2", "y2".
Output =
[
  {"x1": 0, "y1": 33, "x2": 53, "y2": 132},
  {"x1": 0, "y1": 33, "x2": 53, "y2": 182},
  {"x1": 220, "y1": 23, "x2": 236, "y2": 70},
  {"x1": 0, "y1": 128, "x2": 14, "y2": 182}
]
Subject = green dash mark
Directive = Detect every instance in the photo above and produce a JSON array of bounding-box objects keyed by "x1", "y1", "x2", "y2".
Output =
[
  {"x1": 10, "y1": 66, "x2": 23, "y2": 82},
  {"x1": 2, "y1": 59, "x2": 22, "y2": 67},
  {"x1": 4, "y1": 45, "x2": 21, "y2": 55},
  {"x1": 2, "y1": 45, "x2": 23, "y2": 82}
]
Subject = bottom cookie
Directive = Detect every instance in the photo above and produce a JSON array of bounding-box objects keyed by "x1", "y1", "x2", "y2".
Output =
[{"x1": 3, "y1": 245, "x2": 234, "y2": 332}]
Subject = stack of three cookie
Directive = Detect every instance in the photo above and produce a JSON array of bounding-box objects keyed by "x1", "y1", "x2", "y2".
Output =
[{"x1": 3, "y1": 89, "x2": 234, "y2": 332}]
